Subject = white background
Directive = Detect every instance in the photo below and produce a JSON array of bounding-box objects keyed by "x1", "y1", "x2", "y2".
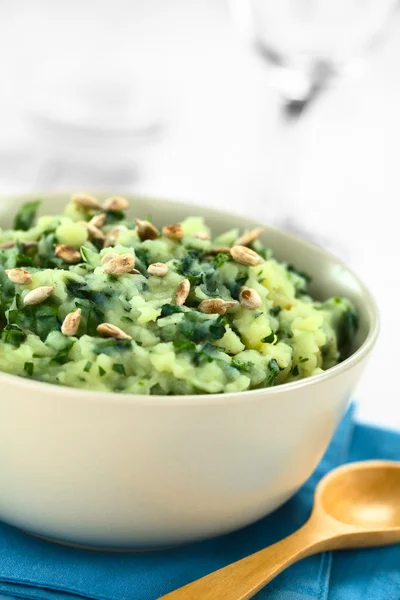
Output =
[{"x1": 0, "y1": 0, "x2": 399, "y2": 429}]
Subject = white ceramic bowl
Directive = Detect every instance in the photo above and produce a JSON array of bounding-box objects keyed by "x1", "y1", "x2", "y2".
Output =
[{"x1": 0, "y1": 192, "x2": 378, "y2": 549}]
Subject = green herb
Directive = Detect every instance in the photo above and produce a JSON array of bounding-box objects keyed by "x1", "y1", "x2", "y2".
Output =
[
  {"x1": 160, "y1": 304, "x2": 183, "y2": 318},
  {"x1": 98, "y1": 366, "x2": 106, "y2": 377},
  {"x1": 80, "y1": 246, "x2": 98, "y2": 266},
  {"x1": 112, "y1": 363, "x2": 126, "y2": 375},
  {"x1": 337, "y1": 310, "x2": 359, "y2": 360},
  {"x1": 1, "y1": 324, "x2": 26, "y2": 347},
  {"x1": 74, "y1": 299, "x2": 104, "y2": 337},
  {"x1": 292, "y1": 364, "x2": 300, "y2": 376},
  {"x1": 9, "y1": 301, "x2": 58, "y2": 341},
  {"x1": 261, "y1": 332, "x2": 275, "y2": 343},
  {"x1": 193, "y1": 342, "x2": 218, "y2": 366},
  {"x1": 201, "y1": 270, "x2": 221, "y2": 297},
  {"x1": 266, "y1": 358, "x2": 280, "y2": 385},
  {"x1": 287, "y1": 264, "x2": 312, "y2": 284},
  {"x1": 134, "y1": 247, "x2": 151, "y2": 270},
  {"x1": 94, "y1": 338, "x2": 131, "y2": 355},
  {"x1": 36, "y1": 233, "x2": 64, "y2": 269},
  {"x1": 14, "y1": 200, "x2": 41, "y2": 231},
  {"x1": 225, "y1": 276, "x2": 247, "y2": 300},
  {"x1": 178, "y1": 252, "x2": 203, "y2": 286},
  {"x1": 83, "y1": 361, "x2": 93, "y2": 373},
  {"x1": 120, "y1": 316, "x2": 134, "y2": 324},
  {"x1": 107, "y1": 274, "x2": 119, "y2": 283},
  {"x1": 50, "y1": 340, "x2": 75, "y2": 365},
  {"x1": 211, "y1": 316, "x2": 229, "y2": 340},
  {"x1": 173, "y1": 339, "x2": 196, "y2": 353},
  {"x1": 231, "y1": 357, "x2": 254, "y2": 375},
  {"x1": 270, "y1": 306, "x2": 281, "y2": 317},
  {"x1": 24, "y1": 362, "x2": 34, "y2": 376},
  {"x1": 34, "y1": 305, "x2": 61, "y2": 340},
  {"x1": 15, "y1": 243, "x2": 35, "y2": 268},
  {"x1": 256, "y1": 247, "x2": 271, "y2": 260},
  {"x1": 287, "y1": 264, "x2": 312, "y2": 296},
  {"x1": 178, "y1": 313, "x2": 227, "y2": 343},
  {"x1": 214, "y1": 253, "x2": 230, "y2": 268},
  {"x1": 269, "y1": 358, "x2": 279, "y2": 374},
  {"x1": 105, "y1": 211, "x2": 125, "y2": 225},
  {"x1": 67, "y1": 281, "x2": 110, "y2": 306}
]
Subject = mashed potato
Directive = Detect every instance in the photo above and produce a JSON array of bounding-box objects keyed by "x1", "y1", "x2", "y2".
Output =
[{"x1": 0, "y1": 195, "x2": 358, "y2": 394}]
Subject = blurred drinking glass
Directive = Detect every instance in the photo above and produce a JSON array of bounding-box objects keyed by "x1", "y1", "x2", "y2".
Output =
[
  {"x1": 230, "y1": 0, "x2": 397, "y2": 116},
  {"x1": 0, "y1": 0, "x2": 168, "y2": 188}
]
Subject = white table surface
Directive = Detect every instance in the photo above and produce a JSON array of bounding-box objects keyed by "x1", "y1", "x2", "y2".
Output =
[{"x1": 0, "y1": 0, "x2": 399, "y2": 430}]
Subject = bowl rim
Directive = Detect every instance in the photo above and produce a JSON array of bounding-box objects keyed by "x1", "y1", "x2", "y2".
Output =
[{"x1": 0, "y1": 190, "x2": 380, "y2": 406}]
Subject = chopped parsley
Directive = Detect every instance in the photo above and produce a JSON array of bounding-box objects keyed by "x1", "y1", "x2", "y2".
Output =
[
  {"x1": 94, "y1": 339, "x2": 132, "y2": 355},
  {"x1": 213, "y1": 253, "x2": 230, "y2": 269},
  {"x1": 50, "y1": 340, "x2": 75, "y2": 365},
  {"x1": 24, "y1": 362, "x2": 34, "y2": 376},
  {"x1": 1, "y1": 324, "x2": 26, "y2": 347},
  {"x1": 266, "y1": 358, "x2": 280, "y2": 386},
  {"x1": 13, "y1": 200, "x2": 41, "y2": 231},
  {"x1": 160, "y1": 304, "x2": 183, "y2": 318},
  {"x1": 173, "y1": 339, "x2": 197, "y2": 353},
  {"x1": 261, "y1": 332, "x2": 275, "y2": 344},
  {"x1": 83, "y1": 361, "x2": 93, "y2": 373},
  {"x1": 120, "y1": 316, "x2": 134, "y2": 324}
]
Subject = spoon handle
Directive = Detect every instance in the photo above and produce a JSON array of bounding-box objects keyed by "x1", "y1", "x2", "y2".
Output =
[{"x1": 158, "y1": 521, "x2": 328, "y2": 600}]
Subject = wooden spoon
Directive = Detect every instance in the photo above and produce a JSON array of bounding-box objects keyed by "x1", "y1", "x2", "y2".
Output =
[{"x1": 159, "y1": 460, "x2": 400, "y2": 600}]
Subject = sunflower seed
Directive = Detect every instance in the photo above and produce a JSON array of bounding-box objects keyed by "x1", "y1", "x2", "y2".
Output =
[
  {"x1": 162, "y1": 224, "x2": 184, "y2": 240},
  {"x1": 55, "y1": 244, "x2": 81, "y2": 264},
  {"x1": 198, "y1": 298, "x2": 237, "y2": 315},
  {"x1": 0, "y1": 240, "x2": 38, "y2": 251},
  {"x1": 0, "y1": 240, "x2": 16, "y2": 249},
  {"x1": 5, "y1": 268, "x2": 33, "y2": 285},
  {"x1": 78, "y1": 221, "x2": 105, "y2": 242},
  {"x1": 97, "y1": 323, "x2": 132, "y2": 340},
  {"x1": 102, "y1": 253, "x2": 141, "y2": 274},
  {"x1": 104, "y1": 225, "x2": 128, "y2": 247},
  {"x1": 61, "y1": 309, "x2": 82, "y2": 336},
  {"x1": 230, "y1": 245, "x2": 264, "y2": 266},
  {"x1": 102, "y1": 196, "x2": 129, "y2": 212},
  {"x1": 135, "y1": 219, "x2": 159, "y2": 241},
  {"x1": 71, "y1": 192, "x2": 101, "y2": 210},
  {"x1": 175, "y1": 279, "x2": 190, "y2": 306},
  {"x1": 235, "y1": 227, "x2": 264, "y2": 247},
  {"x1": 103, "y1": 253, "x2": 135, "y2": 276},
  {"x1": 148, "y1": 262, "x2": 169, "y2": 277},
  {"x1": 239, "y1": 286, "x2": 262, "y2": 309},
  {"x1": 23, "y1": 286, "x2": 54, "y2": 306},
  {"x1": 194, "y1": 231, "x2": 210, "y2": 240},
  {"x1": 89, "y1": 213, "x2": 107, "y2": 229},
  {"x1": 101, "y1": 253, "x2": 118, "y2": 265}
]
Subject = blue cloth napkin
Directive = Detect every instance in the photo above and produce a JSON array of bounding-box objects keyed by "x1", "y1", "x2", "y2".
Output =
[{"x1": 0, "y1": 405, "x2": 399, "y2": 600}]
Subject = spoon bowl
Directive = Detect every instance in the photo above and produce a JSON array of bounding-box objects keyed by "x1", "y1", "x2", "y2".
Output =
[
  {"x1": 317, "y1": 460, "x2": 400, "y2": 530},
  {"x1": 160, "y1": 460, "x2": 400, "y2": 600}
]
